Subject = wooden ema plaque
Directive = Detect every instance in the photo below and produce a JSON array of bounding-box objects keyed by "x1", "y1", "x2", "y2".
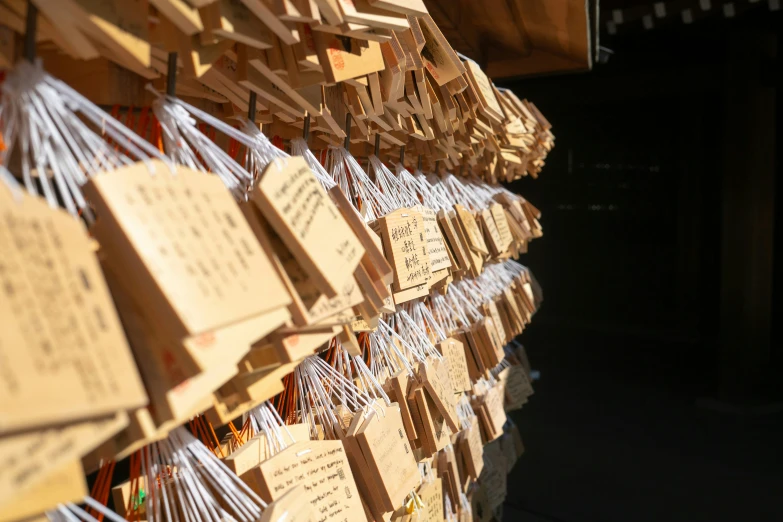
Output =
[
  {"x1": 0, "y1": 412, "x2": 128, "y2": 508},
  {"x1": 353, "y1": 402, "x2": 420, "y2": 512},
  {"x1": 0, "y1": 189, "x2": 147, "y2": 435},
  {"x1": 417, "y1": 205, "x2": 452, "y2": 273},
  {"x1": 84, "y1": 161, "x2": 291, "y2": 343},
  {"x1": 249, "y1": 439, "x2": 366, "y2": 521},
  {"x1": 378, "y1": 207, "x2": 431, "y2": 292},
  {"x1": 252, "y1": 156, "x2": 364, "y2": 299}
]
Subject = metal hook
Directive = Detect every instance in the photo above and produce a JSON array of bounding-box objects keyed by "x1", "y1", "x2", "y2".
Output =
[
  {"x1": 417, "y1": 154, "x2": 422, "y2": 171},
  {"x1": 248, "y1": 91, "x2": 257, "y2": 121},
  {"x1": 343, "y1": 113, "x2": 352, "y2": 149},
  {"x1": 303, "y1": 112, "x2": 311, "y2": 141},
  {"x1": 24, "y1": 1, "x2": 37, "y2": 63},
  {"x1": 166, "y1": 52, "x2": 177, "y2": 97},
  {"x1": 374, "y1": 133, "x2": 380, "y2": 157},
  {"x1": 399, "y1": 145, "x2": 405, "y2": 165}
]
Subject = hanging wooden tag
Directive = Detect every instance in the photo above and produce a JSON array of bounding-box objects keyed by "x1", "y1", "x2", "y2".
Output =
[
  {"x1": 417, "y1": 477, "x2": 445, "y2": 522},
  {"x1": 259, "y1": 484, "x2": 317, "y2": 522},
  {"x1": 459, "y1": 416, "x2": 484, "y2": 480},
  {"x1": 449, "y1": 211, "x2": 482, "y2": 276},
  {"x1": 483, "y1": 385, "x2": 507, "y2": 442},
  {"x1": 60, "y1": 0, "x2": 152, "y2": 69},
  {"x1": 416, "y1": 204, "x2": 452, "y2": 273},
  {"x1": 489, "y1": 204, "x2": 513, "y2": 252},
  {"x1": 0, "y1": 412, "x2": 127, "y2": 508},
  {"x1": 224, "y1": 423, "x2": 311, "y2": 476},
  {"x1": 436, "y1": 338, "x2": 471, "y2": 393},
  {"x1": 342, "y1": 414, "x2": 391, "y2": 522},
  {"x1": 478, "y1": 208, "x2": 504, "y2": 257},
  {"x1": 270, "y1": 322, "x2": 342, "y2": 362},
  {"x1": 410, "y1": 386, "x2": 450, "y2": 455},
  {"x1": 104, "y1": 270, "x2": 237, "y2": 426},
  {"x1": 0, "y1": 459, "x2": 87, "y2": 522},
  {"x1": 499, "y1": 365, "x2": 533, "y2": 412},
  {"x1": 330, "y1": 185, "x2": 394, "y2": 286},
  {"x1": 84, "y1": 161, "x2": 291, "y2": 341},
  {"x1": 467, "y1": 320, "x2": 494, "y2": 370},
  {"x1": 480, "y1": 442, "x2": 507, "y2": 510},
  {"x1": 418, "y1": 15, "x2": 465, "y2": 86},
  {"x1": 335, "y1": 0, "x2": 410, "y2": 30},
  {"x1": 438, "y1": 446, "x2": 460, "y2": 515},
  {"x1": 252, "y1": 156, "x2": 364, "y2": 298},
  {"x1": 478, "y1": 317, "x2": 505, "y2": 368},
  {"x1": 249, "y1": 439, "x2": 366, "y2": 519},
  {"x1": 462, "y1": 60, "x2": 504, "y2": 126},
  {"x1": 244, "y1": 203, "x2": 362, "y2": 326},
  {"x1": 437, "y1": 210, "x2": 470, "y2": 274},
  {"x1": 418, "y1": 360, "x2": 459, "y2": 433},
  {"x1": 501, "y1": 289, "x2": 524, "y2": 335},
  {"x1": 378, "y1": 207, "x2": 431, "y2": 292},
  {"x1": 355, "y1": 402, "x2": 420, "y2": 512},
  {"x1": 469, "y1": 483, "x2": 492, "y2": 522},
  {"x1": 0, "y1": 191, "x2": 147, "y2": 434},
  {"x1": 390, "y1": 371, "x2": 418, "y2": 441},
  {"x1": 483, "y1": 301, "x2": 507, "y2": 348},
  {"x1": 313, "y1": 31, "x2": 385, "y2": 83},
  {"x1": 460, "y1": 328, "x2": 486, "y2": 380},
  {"x1": 454, "y1": 205, "x2": 488, "y2": 256}
]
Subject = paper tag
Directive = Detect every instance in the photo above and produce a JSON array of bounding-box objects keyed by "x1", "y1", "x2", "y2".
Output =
[
  {"x1": 251, "y1": 439, "x2": 366, "y2": 520},
  {"x1": 378, "y1": 207, "x2": 431, "y2": 291},
  {"x1": 0, "y1": 191, "x2": 147, "y2": 434},
  {"x1": 417, "y1": 205, "x2": 452, "y2": 273},
  {"x1": 253, "y1": 156, "x2": 364, "y2": 298},
  {"x1": 84, "y1": 161, "x2": 290, "y2": 336},
  {"x1": 437, "y1": 338, "x2": 471, "y2": 393}
]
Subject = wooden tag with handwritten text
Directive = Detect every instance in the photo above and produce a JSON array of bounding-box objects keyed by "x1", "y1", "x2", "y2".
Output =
[
  {"x1": 253, "y1": 156, "x2": 364, "y2": 298},
  {"x1": 378, "y1": 207, "x2": 431, "y2": 292}
]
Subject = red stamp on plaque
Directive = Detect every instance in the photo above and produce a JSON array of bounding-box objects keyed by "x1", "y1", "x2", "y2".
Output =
[{"x1": 328, "y1": 41, "x2": 345, "y2": 71}]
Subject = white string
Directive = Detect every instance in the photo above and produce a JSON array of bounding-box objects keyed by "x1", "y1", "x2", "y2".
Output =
[
  {"x1": 328, "y1": 146, "x2": 395, "y2": 222},
  {"x1": 369, "y1": 156, "x2": 418, "y2": 209},
  {"x1": 291, "y1": 138, "x2": 336, "y2": 191},
  {"x1": 0, "y1": 61, "x2": 170, "y2": 220}
]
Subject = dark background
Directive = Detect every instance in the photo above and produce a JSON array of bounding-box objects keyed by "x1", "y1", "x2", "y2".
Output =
[{"x1": 498, "y1": 4, "x2": 783, "y2": 521}]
